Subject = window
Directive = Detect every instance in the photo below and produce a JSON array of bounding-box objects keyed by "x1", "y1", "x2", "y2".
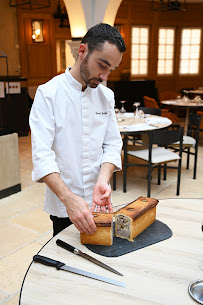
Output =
[
  {"x1": 131, "y1": 26, "x2": 149, "y2": 75},
  {"x1": 158, "y1": 28, "x2": 175, "y2": 75},
  {"x1": 179, "y1": 28, "x2": 201, "y2": 74}
]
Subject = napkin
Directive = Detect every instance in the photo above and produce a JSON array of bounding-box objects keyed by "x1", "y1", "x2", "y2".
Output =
[
  {"x1": 146, "y1": 117, "x2": 171, "y2": 125},
  {"x1": 117, "y1": 112, "x2": 134, "y2": 118},
  {"x1": 119, "y1": 123, "x2": 154, "y2": 131}
]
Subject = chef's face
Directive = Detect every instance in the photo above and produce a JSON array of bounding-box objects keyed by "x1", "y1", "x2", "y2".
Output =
[{"x1": 80, "y1": 41, "x2": 123, "y2": 88}]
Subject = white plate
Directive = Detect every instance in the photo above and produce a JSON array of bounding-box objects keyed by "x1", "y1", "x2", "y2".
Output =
[{"x1": 188, "y1": 280, "x2": 203, "y2": 304}]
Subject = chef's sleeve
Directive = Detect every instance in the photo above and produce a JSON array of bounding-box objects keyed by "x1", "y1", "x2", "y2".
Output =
[{"x1": 29, "y1": 86, "x2": 60, "y2": 182}]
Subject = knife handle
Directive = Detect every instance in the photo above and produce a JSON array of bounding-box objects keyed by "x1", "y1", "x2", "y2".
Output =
[
  {"x1": 33, "y1": 255, "x2": 65, "y2": 270},
  {"x1": 56, "y1": 239, "x2": 76, "y2": 253}
]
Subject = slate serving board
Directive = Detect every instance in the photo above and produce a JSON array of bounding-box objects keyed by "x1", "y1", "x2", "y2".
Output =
[{"x1": 84, "y1": 220, "x2": 172, "y2": 257}]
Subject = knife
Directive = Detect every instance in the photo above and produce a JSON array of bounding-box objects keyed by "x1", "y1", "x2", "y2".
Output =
[
  {"x1": 33, "y1": 255, "x2": 126, "y2": 287},
  {"x1": 56, "y1": 239, "x2": 123, "y2": 276}
]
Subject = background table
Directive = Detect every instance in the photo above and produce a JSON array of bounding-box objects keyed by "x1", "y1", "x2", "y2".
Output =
[
  {"x1": 188, "y1": 89, "x2": 203, "y2": 96},
  {"x1": 117, "y1": 113, "x2": 172, "y2": 134},
  {"x1": 20, "y1": 198, "x2": 203, "y2": 305},
  {"x1": 161, "y1": 99, "x2": 203, "y2": 133}
]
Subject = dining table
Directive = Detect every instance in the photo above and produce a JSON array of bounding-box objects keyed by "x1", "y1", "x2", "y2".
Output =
[
  {"x1": 161, "y1": 99, "x2": 203, "y2": 134},
  {"x1": 116, "y1": 112, "x2": 172, "y2": 134},
  {"x1": 187, "y1": 89, "x2": 203, "y2": 96},
  {"x1": 19, "y1": 198, "x2": 203, "y2": 305}
]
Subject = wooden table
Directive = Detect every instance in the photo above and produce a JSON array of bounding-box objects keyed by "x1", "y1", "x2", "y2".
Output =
[
  {"x1": 19, "y1": 198, "x2": 203, "y2": 305},
  {"x1": 161, "y1": 99, "x2": 203, "y2": 133}
]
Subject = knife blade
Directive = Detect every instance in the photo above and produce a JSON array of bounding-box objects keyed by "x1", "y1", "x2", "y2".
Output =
[
  {"x1": 33, "y1": 255, "x2": 125, "y2": 288},
  {"x1": 56, "y1": 239, "x2": 123, "y2": 276}
]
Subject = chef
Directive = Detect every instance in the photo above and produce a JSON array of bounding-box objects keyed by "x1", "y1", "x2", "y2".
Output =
[{"x1": 29, "y1": 23, "x2": 126, "y2": 236}]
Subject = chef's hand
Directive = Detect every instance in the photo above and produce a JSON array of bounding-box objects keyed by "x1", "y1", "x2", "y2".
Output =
[
  {"x1": 91, "y1": 182, "x2": 113, "y2": 213},
  {"x1": 65, "y1": 195, "x2": 97, "y2": 235},
  {"x1": 43, "y1": 173, "x2": 97, "y2": 235}
]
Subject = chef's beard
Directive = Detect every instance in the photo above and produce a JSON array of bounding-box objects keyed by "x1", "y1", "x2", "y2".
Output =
[{"x1": 80, "y1": 54, "x2": 103, "y2": 88}]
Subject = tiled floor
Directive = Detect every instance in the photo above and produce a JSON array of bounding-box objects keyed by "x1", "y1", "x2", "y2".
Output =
[{"x1": 0, "y1": 132, "x2": 203, "y2": 304}]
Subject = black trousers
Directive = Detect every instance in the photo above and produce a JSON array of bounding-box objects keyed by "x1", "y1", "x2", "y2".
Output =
[{"x1": 50, "y1": 215, "x2": 73, "y2": 237}]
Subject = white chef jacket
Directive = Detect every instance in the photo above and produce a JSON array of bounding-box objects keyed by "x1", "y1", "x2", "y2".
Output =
[{"x1": 29, "y1": 68, "x2": 123, "y2": 217}]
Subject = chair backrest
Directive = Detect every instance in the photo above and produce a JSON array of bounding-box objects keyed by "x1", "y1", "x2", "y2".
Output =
[
  {"x1": 151, "y1": 127, "x2": 184, "y2": 146},
  {"x1": 143, "y1": 96, "x2": 159, "y2": 109},
  {"x1": 188, "y1": 113, "x2": 201, "y2": 131},
  {"x1": 188, "y1": 113, "x2": 201, "y2": 138},
  {"x1": 161, "y1": 109, "x2": 180, "y2": 124},
  {"x1": 138, "y1": 107, "x2": 161, "y2": 116},
  {"x1": 159, "y1": 91, "x2": 181, "y2": 101},
  {"x1": 196, "y1": 111, "x2": 203, "y2": 130}
]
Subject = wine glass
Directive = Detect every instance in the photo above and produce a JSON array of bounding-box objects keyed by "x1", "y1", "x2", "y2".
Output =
[
  {"x1": 182, "y1": 90, "x2": 190, "y2": 103},
  {"x1": 133, "y1": 102, "x2": 140, "y2": 117},
  {"x1": 114, "y1": 106, "x2": 120, "y2": 120},
  {"x1": 183, "y1": 90, "x2": 189, "y2": 96},
  {"x1": 120, "y1": 100, "x2": 126, "y2": 114},
  {"x1": 194, "y1": 95, "x2": 202, "y2": 105}
]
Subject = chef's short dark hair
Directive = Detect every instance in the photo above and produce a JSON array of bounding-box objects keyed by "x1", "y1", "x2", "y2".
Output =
[{"x1": 81, "y1": 23, "x2": 126, "y2": 53}]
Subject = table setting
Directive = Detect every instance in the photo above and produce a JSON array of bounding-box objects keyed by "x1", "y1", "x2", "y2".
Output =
[
  {"x1": 116, "y1": 112, "x2": 172, "y2": 133},
  {"x1": 115, "y1": 100, "x2": 172, "y2": 133},
  {"x1": 162, "y1": 98, "x2": 203, "y2": 106}
]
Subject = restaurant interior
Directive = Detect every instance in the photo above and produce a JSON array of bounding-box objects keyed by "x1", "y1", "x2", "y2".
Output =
[{"x1": 0, "y1": 0, "x2": 203, "y2": 304}]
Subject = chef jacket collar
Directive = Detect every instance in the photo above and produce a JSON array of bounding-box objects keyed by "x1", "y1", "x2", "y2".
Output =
[
  {"x1": 65, "y1": 67, "x2": 83, "y2": 91},
  {"x1": 65, "y1": 67, "x2": 97, "y2": 93}
]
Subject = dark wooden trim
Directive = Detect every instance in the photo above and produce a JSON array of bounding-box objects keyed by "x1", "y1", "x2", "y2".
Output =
[{"x1": 0, "y1": 184, "x2": 21, "y2": 199}]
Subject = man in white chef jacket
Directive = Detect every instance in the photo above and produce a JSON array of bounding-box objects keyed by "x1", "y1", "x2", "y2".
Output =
[{"x1": 29, "y1": 23, "x2": 126, "y2": 236}]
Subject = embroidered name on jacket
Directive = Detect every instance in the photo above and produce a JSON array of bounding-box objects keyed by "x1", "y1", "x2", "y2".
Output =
[{"x1": 96, "y1": 112, "x2": 107, "y2": 115}]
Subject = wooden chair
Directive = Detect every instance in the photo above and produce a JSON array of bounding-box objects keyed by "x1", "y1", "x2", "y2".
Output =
[
  {"x1": 123, "y1": 127, "x2": 184, "y2": 197},
  {"x1": 143, "y1": 96, "x2": 159, "y2": 108},
  {"x1": 196, "y1": 111, "x2": 203, "y2": 130},
  {"x1": 168, "y1": 113, "x2": 201, "y2": 179},
  {"x1": 159, "y1": 91, "x2": 181, "y2": 101},
  {"x1": 143, "y1": 96, "x2": 180, "y2": 124}
]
